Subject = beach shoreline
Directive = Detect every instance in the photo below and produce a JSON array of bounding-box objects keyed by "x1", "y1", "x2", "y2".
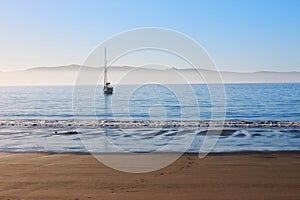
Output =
[{"x1": 0, "y1": 152, "x2": 299, "y2": 200}]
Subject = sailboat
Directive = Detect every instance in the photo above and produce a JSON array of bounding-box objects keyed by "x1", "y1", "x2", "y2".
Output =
[{"x1": 103, "y1": 48, "x2": 113, "y2": 95}]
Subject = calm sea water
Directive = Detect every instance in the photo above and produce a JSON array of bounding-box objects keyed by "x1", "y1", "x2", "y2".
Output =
[{"x1": 0, "y1": 83, "x2": 299, "y2": 153}]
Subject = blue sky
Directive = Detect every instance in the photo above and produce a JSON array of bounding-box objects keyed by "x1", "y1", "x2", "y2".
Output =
[{"x1": 0, "y1": 0, "x2": 299, "y2": 72}]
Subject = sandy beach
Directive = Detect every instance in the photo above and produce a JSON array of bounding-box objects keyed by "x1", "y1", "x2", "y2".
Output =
[{"x1": 0, "y1": 152, "x2": 299, "y2": 200}]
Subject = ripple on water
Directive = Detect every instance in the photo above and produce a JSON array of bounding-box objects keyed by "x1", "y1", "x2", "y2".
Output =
[{"x1": 0, "y1": 125, "x2": 299, "y2": 153}]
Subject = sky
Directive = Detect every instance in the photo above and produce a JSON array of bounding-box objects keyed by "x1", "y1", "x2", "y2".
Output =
[{"x1": 0, "y1": 0, "x2": 299, "y2": 72}]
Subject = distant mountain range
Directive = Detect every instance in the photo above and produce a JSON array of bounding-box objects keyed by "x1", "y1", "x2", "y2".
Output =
[{"x1": 0, "y1": 64, "x2": 299, "y2": 86}]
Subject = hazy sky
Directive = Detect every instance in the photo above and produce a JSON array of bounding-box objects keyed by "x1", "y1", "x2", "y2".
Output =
[{"x1": 0, "y1": 0, "x2": 299, "y2": 72}]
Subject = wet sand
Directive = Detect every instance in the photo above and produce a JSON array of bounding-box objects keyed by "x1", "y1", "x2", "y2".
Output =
[{"x1": 0, "y1": 152, "x2": 299, "y2": 200}]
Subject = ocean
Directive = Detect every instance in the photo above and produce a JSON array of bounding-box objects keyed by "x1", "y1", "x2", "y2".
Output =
[{"x1": 0, "y1": 83, "x2": 299, "y2": 153}]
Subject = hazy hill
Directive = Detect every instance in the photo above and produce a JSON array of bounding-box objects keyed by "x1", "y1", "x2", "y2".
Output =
[{"x1": 0, "y1": 65, "x2": 299, "y2": 86}]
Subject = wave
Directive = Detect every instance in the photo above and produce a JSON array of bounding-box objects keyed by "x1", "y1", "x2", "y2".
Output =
[{"x1": 0, "y1": 120, "x2": 299, "y2": 127}]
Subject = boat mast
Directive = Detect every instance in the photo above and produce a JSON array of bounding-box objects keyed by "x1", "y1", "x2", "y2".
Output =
[
  {"x1": 104, "y1": 48, "x2": 107, "y2": 86},
  {"x1": 102, "y1": 47, "x2": 113, "y2": 95}
]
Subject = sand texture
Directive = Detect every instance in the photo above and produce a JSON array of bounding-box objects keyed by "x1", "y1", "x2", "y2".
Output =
[{"x1": 0, "y1": 152, "x2": 299, "y2": 200}]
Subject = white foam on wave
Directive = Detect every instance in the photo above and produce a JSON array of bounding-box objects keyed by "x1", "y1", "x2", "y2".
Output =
[{"x1": 0, "y1": 120, "x2": 299, "y2": 127}]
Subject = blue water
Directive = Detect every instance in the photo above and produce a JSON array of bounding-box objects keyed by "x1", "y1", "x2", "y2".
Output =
[
  {"x1": 0, "y1": 83, "x2": 299, "y2": 121},
  {"x1": 0, "y1": 83, "x2": 299, "y2": 153}
]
